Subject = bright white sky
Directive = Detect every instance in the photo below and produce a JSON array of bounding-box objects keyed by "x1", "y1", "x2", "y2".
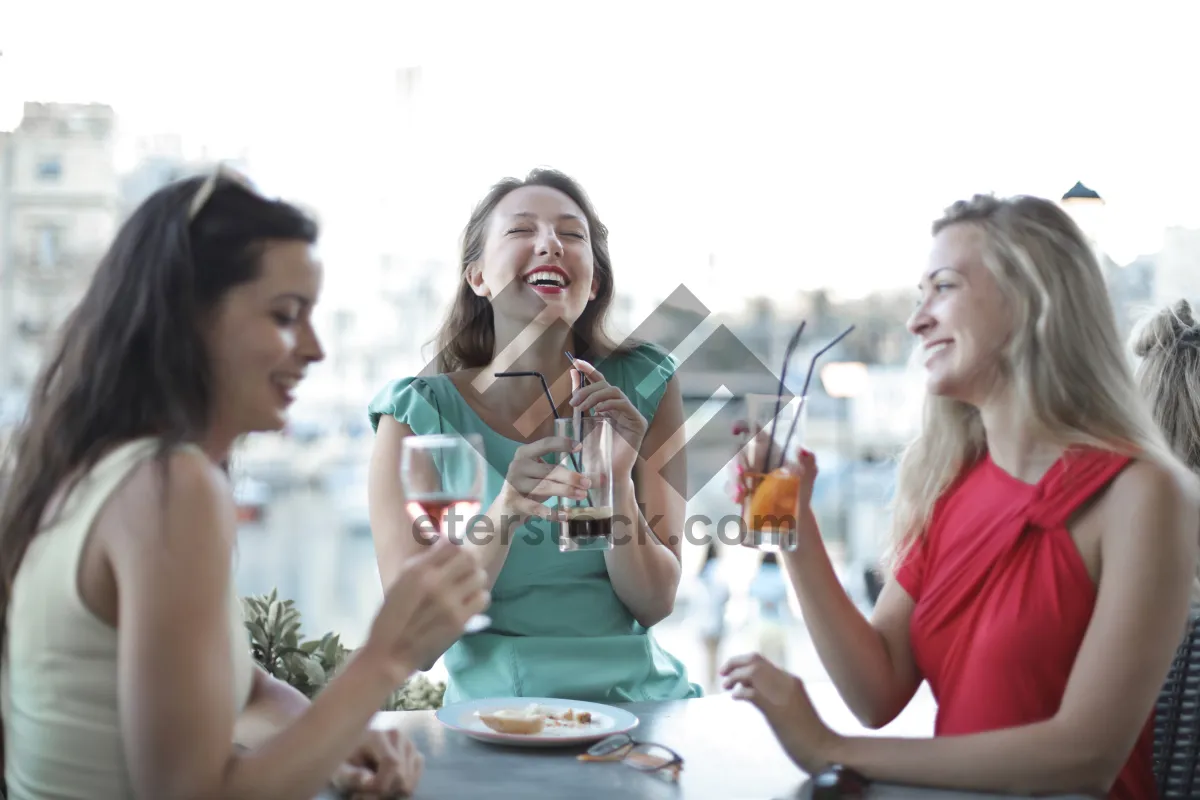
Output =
[{"x1": 4, "y1": 1, "x2": 1200, "y2": 310}]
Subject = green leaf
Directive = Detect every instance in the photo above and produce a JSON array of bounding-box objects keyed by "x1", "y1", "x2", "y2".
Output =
[
  {"x1": 320, "y1": 636, "x2": 346, "y2": 668},
  {"x1": 388, "y1": 674, "x2": 447, "y2": 711},
  {"x1": 301, "y1": 657, "x2": 326, "y2": 690},
  {"x1": 281, "y1": 653, "x2": 312, "y2": 693},
  {"x1": 245, "y1": 620, "x2": 271, "y2": 648},
  {"x1": 239, "y1": 589, "x2": 449, "y2": 710},
  {"x1": 276, "y1": 645, "x2": 312, "y2": 659},
  {"x1": 281, "y1": 623, "x2": 302, "y2": 649},
  {"x1": 266, "y1": 599, "x2": 280, "y2": 637}
]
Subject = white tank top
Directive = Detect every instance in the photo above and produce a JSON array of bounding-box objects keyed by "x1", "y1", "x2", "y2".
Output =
[{"x1": 1, "y1": 438, "x2": 255, "y2": 799}]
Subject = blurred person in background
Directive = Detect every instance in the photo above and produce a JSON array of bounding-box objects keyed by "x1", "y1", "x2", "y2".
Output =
[
  {"x1": 695, "y1": 536, "x2": 731, "y2": 690},
  {"x1": 0, "y1": 170, "x2": 488, "y2": 799},
  {"x1": 367, "y1": 167, "x2": 701, "y2": 703},
  {"x1": 1132, "y1": 298, "x2": 1200, "y2": 476},
  {"x1": 691, "y1": 465, "x2": 796, "y2": 691},
  {"x1": 721, "y1": 194, "x2": 1199, "y2": 799}
]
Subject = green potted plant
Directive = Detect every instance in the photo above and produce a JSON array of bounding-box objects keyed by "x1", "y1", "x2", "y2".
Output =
[{"x1": 240, "y1": 589, "x2": 446, "y2": 711}]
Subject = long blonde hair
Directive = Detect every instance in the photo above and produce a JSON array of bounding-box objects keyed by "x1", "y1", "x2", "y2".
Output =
[
  {"x1": 886, "y1": 194, "x2": 1189, "y2": 572},
  {"x1": 1132, "y1": 299, "x2": 1200, "y2": 473}
]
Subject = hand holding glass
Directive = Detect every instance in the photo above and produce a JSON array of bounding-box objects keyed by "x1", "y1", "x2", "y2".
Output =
[
  {"x1": 738, "y1": 393, "x2": 807, "y2": 552},
  {"x1": 554, "y1": 417, "x2": 614, "y2": 553},
  {"x1": 399, "y1": 434, "x2": 491, "y2": 632}
]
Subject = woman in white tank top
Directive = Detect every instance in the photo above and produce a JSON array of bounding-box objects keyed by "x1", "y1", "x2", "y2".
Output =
[{"x1": 0, "y1": 167, "x2": 491, "y2": 799}]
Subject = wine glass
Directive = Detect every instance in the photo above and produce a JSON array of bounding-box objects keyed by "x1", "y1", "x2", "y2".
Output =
[{"x1": 399, "y1": 433, "x2": 490, "y2": 633}]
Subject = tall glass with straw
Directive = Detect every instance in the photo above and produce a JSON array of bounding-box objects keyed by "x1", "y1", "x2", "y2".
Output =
[
  {"x1": 492, "y1": 364, "x2": 611, "y2": 552},
  {"x1": 554, "y1": 415, "x2": 614, "y2": 552},
  {"x1": 738, "y1": 324, "x2": 855, "y2": 553},
  {"x1": 740, "y1": 393, "x2": 808, "y2": 551}
]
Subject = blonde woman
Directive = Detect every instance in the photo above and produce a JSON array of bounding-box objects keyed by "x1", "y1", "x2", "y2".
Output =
[{"x1": 720, "y1": 194, "x2": 1200, "y2": 799}]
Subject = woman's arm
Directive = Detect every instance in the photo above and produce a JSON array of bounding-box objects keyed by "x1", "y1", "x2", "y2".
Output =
[
  {"x1": 368, "y1": 415, "x2": 514, "y2": 590},
  {"x1": 780, "y1": 511, "x2": 924, "y2": 728},
  {"x1": 232, "y1": 666, "x2": 428, "y2": 796},
  {"x1": 232, "y1": 666, "x2": 309, "y2": 752},
  {"x1": 732, "y1": 459, "x2": 1199, "y2": 797},
  {"x1": 740, "y1": 445, "x2": 922, "y2": 728},
  {"x1": 601, "y1": 375, "x2": 686, "y2": 628},
  {"x1": 111, "y1": 450, "x2": 413, "y2": 800},
  {"x1": 824, "y1": 461, "x2": 1199, "y2": 795}
]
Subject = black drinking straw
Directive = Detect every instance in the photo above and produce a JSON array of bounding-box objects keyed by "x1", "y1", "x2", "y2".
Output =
[
  {"x1": 494, "y1": 369, "x2": 590, "y2": 504},
  {"x1": 760, "y1": 321, "x2": 807, "y2": 474},
  {"x1": 494, "y1": 370, "x2": 558, "y2": 420},
  {"x1": 777, "y1": 323, "x2": 856, "y2": 470},
  {"x1": 563, "y1": 350, "x2": 589, "y2": 389},
  {"x1": 564, "y1": 350, "x2": 593, "y2": 417}
]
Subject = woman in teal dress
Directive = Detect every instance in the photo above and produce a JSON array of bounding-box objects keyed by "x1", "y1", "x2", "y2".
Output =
[{"x1": 367, "y1": 167, "x2": 702, "y2": 704}]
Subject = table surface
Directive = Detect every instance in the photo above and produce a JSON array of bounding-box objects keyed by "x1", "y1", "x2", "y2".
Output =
[{"x1": 315, "y1": 694, "x2": 1095, "y2": 799}]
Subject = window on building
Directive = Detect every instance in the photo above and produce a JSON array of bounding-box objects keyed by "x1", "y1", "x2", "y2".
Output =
[
  {"x1": 35, "y1": 157, "x2": 62, "y2": 182},
  {"x1": 34, "y1": 225, "x2": 62, "y2": 269}
]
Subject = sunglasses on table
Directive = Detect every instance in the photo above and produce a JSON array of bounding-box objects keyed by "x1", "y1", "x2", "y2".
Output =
[{"x1": 576, "y1": 732, "x2": 684, "y2": 780}]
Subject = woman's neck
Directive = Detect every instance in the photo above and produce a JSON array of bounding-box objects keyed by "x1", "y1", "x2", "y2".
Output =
[
  {"x1": 977, "y1": 384, "x2": 1063, "y2": 484},
  {"x1": 487, "y1": 312, "x2": 581, "y2": 374},
  {"x1": 461, "y1": 317, "x2": 582, "y2": 432},
  {"x1": 198, "y1": 425, "x2": 237, "y2": 466}
]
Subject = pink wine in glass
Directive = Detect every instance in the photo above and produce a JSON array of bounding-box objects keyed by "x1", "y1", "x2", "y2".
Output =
[
  {"x1": 406, "y1": 494, "x2": 482, "y2": 537},
  {"x1": 404, "y1": 493, "x2": 490, "y2": 634}
]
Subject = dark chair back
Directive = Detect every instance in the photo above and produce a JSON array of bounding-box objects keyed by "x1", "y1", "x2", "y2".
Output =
[{"x1": 1154, "y1": 605, "x2": 1200, "y2": 798}]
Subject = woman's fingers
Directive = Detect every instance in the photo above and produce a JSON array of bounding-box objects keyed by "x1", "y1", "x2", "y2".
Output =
[
  {"x1": 514, "y1": 436, "x2": 580, "y2": 461},
  {"x1": 511, "y1": 461, "x2": 589, "y2": 500}
]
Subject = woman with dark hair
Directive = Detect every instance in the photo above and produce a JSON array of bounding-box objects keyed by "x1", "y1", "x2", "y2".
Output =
[
  {"x1": 367, "y1": 167, "x2": 700, "y2": 703},
  {"x1": 0, "y1": 169, "x2": 489, "y2": 799}
]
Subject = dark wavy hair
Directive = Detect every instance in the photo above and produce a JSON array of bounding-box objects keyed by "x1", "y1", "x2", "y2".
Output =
[
  {"x1": 430, "y1": 167, "x2": 636, "y2": 372},
  {"x1": 0, "y1": 172, "x2": 318, "y2": 646}
]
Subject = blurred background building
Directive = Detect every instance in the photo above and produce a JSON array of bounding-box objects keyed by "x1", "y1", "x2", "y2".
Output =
[{"x1": 0, "y1": 102, "x2": 119, "y2": 404}]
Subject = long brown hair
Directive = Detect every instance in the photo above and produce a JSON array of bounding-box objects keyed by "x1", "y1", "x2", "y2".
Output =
[
  {"x1": 429, "y1": 167, "x2": 635, "y2": 372},
  {"x1": 0, "y1": 174, "x2": 318, "y2": 648}
]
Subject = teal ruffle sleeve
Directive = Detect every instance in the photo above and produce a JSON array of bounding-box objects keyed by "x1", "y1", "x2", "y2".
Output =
[
  {"x1": 367, "y1": 377, "x2": 447, "y2": 436},
  {"x1": 600, "y1": 341, "x2": 680, "y2": 421}
]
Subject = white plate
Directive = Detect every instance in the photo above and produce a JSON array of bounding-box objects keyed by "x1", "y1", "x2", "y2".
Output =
[{"x1": 435, "y1": 697, "x2": 639, "y2": 747}]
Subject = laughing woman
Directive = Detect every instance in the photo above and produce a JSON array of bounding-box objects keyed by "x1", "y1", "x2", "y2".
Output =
[
  {"x1": 367, "y1": 168, "x2": 701, "y2": 704},
  {"x1": 723, "y1": 194, "x2": 1199, "y2": 800}
]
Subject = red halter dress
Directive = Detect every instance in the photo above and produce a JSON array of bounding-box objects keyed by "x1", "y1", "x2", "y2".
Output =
[{"x1": 896, "y1": 448, "x2": 1154, "y2": 800}]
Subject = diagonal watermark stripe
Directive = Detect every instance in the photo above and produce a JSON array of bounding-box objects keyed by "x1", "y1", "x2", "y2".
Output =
[{"x1": 409, "y1": 282, "x2": 807, "y2": 505}]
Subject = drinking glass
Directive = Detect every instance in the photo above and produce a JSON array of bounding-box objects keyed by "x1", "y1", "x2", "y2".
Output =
[
  {"x1": 553, "y1": 416, "x2": 614, "y2": 553},
  {"x1": 738, "y1": 392, "x2": 808, "y2": 552},
  {"x1": 399, "y1": 433, "x2": 491, "y2": 632}
]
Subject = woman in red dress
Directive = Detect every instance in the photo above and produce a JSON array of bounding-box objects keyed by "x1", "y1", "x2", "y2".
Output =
[{"x1": 720, "y1": 194, "x2": 1200, "y2": 799}]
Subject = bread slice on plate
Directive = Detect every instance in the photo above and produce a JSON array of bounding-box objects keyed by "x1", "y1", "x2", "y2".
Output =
[{"x1": 476, "y1": 708, "x2": 547, "y2": 735}]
